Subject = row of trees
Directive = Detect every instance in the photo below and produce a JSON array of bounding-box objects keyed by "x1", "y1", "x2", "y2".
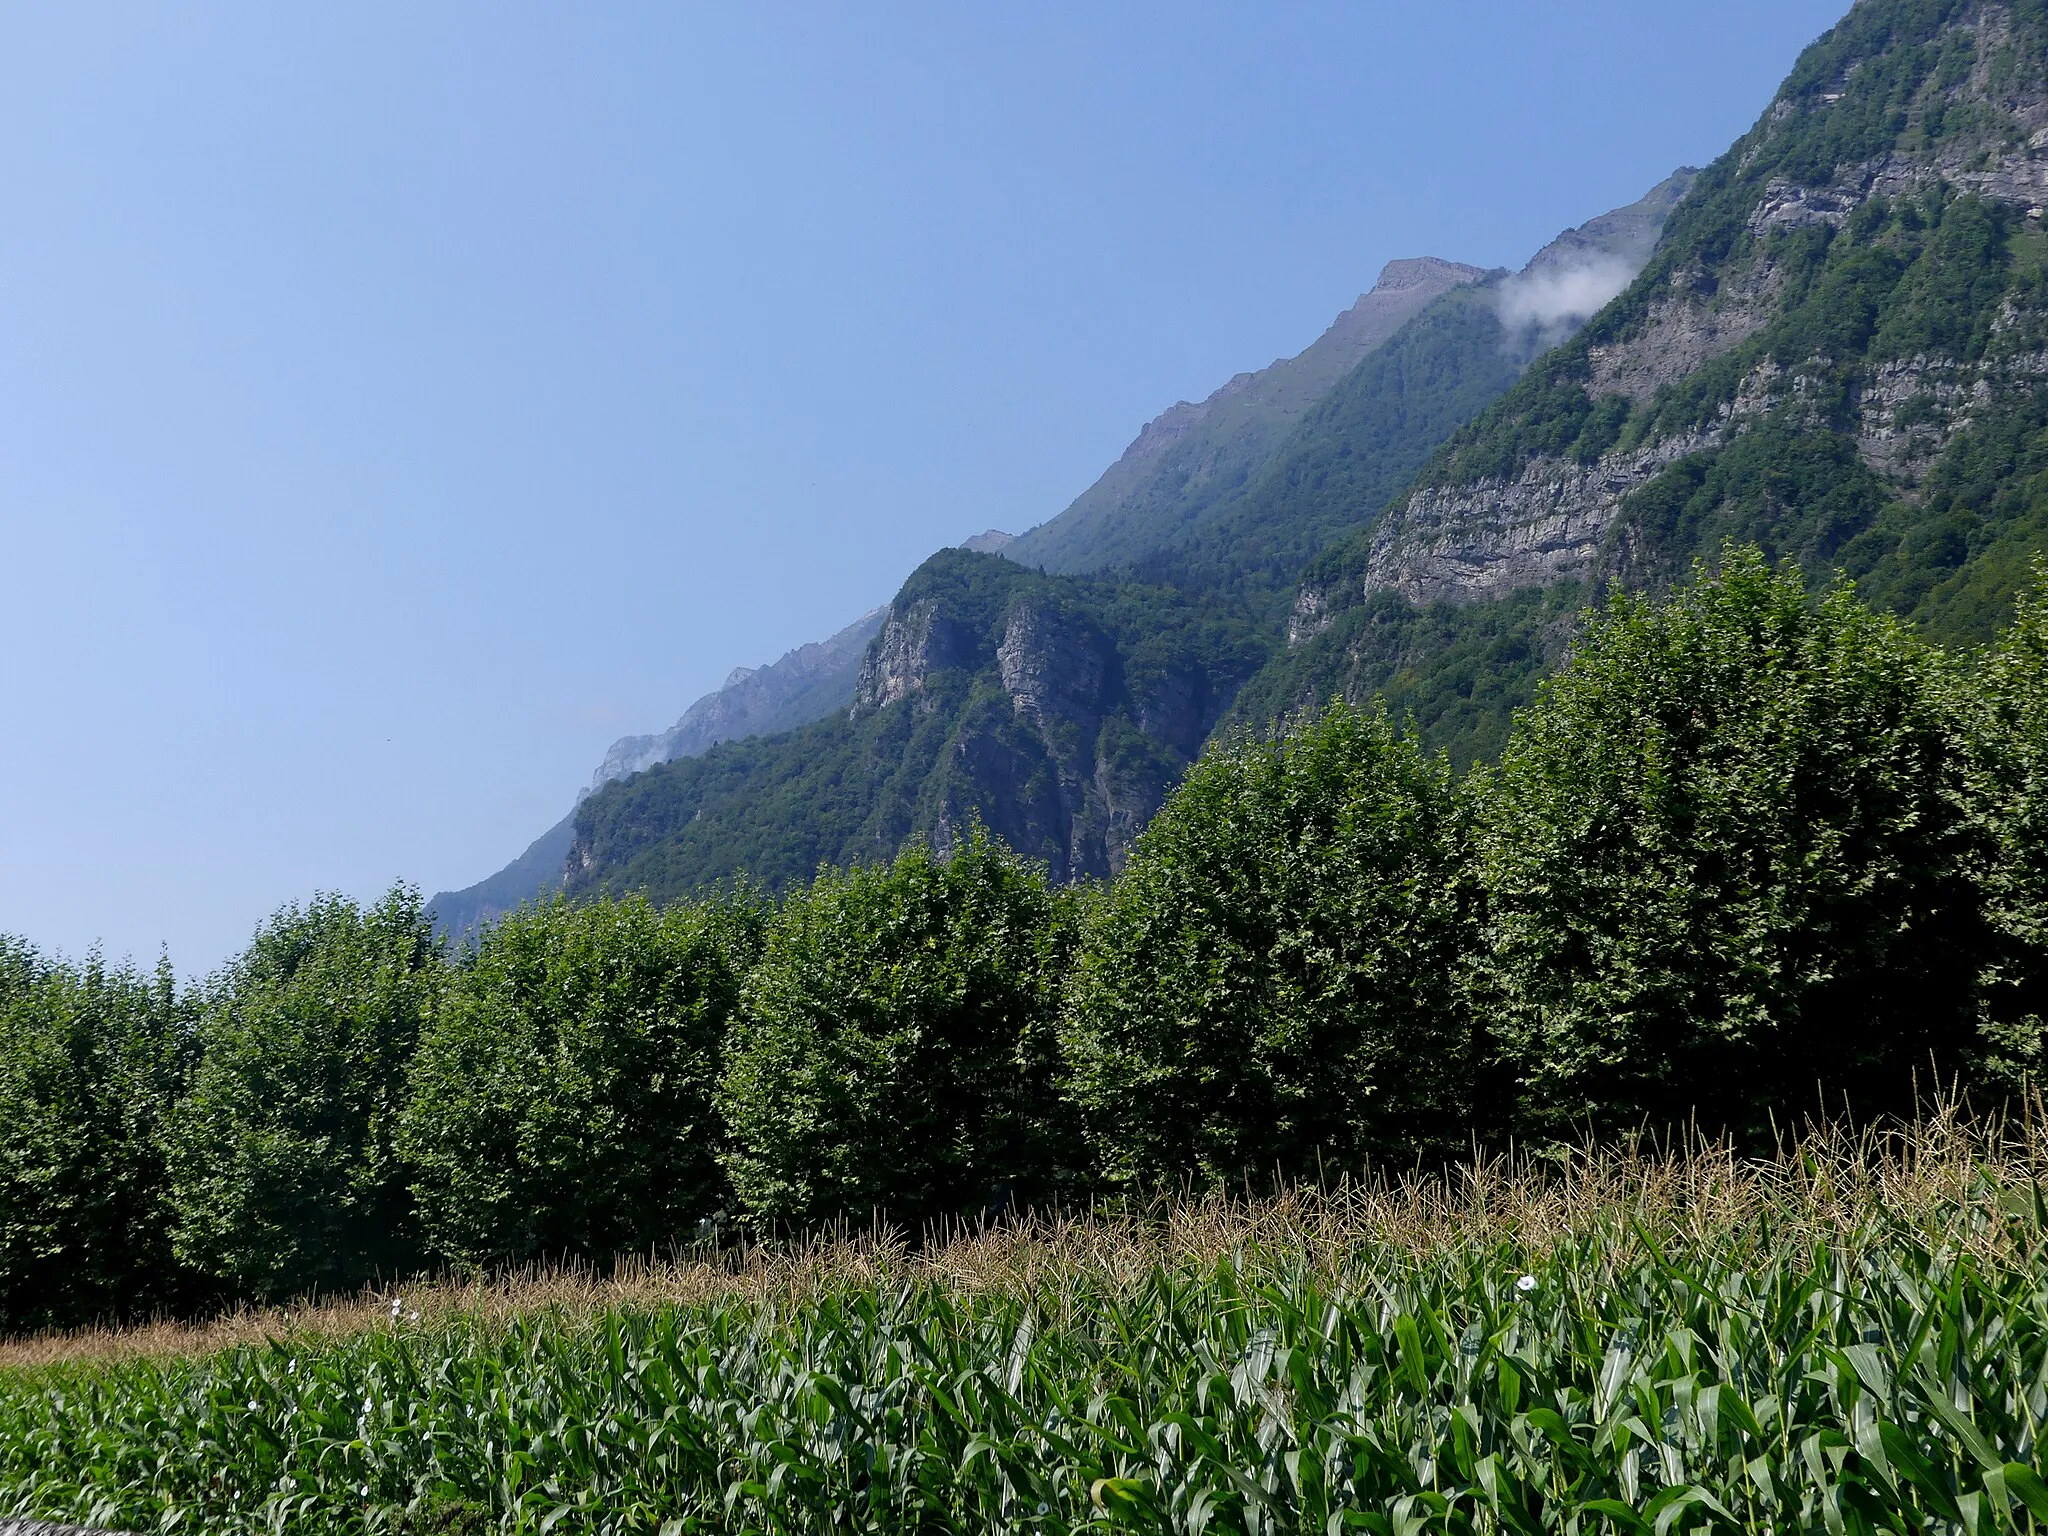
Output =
[{"x1": 5, "y1": 552, "x2": 2045, "y2": 1331}]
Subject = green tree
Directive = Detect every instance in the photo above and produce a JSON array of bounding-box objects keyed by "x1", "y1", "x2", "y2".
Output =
[
  {"x1": 1059, "y1": 700, "x2": 1474, "y2": 1191},
  {"x1": 167, "y1": 887, "x2": 442, "y2": 1302},
  {"x1": 718, "y1": 830, "x2": 1073, "y2": 1229},
  {"x1": 1963, "y1": 569, "x2": 2048, "y2": 1087},
  {"x1": 403, "y1": 892, "x2": 759, "y2": 1267},
  {"x1": 0, "y1": 943, "x2": 195, "y2": 1331},
  {"x1": 1476, "y1": 552, "x2": 1986, "y2": 1138}
]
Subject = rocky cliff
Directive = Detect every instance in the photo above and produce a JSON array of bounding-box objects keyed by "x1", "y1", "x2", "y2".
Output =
[
  {"x1": 835, "y1": 572, "x2": 1229, "y2": 881},
  {"x1": 565, "y1": 550, "x2": 1252, "y2": 899}
]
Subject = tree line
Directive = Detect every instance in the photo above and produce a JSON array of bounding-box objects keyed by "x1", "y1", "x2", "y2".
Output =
[{"x1": 5, "y1": 551, "x2": 2045, "y2": 1333}]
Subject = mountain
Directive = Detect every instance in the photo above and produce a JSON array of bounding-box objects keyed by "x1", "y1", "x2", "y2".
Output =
[
  {"x1": 1258, "y1": 0, "x2": 2048, "y2": 756},
  {"x1": 428, "y1": 608, "x2": 883, "y2": 937},
  {"x1": 1005, "y1": 257, "x2": 1490, "y2": 576},
  {"x1": 426, "y1": 811, "x2": 581, "y2": 945},
  {"x1": 1106, "y1": 171, "x2": 1700, "y2": 616},
  {"x1": 588, "y1": 608, "x2": 884, "y2": 790},
  {"x1": 560, "y1": 176, "x2": 1696, "y2": 906}
]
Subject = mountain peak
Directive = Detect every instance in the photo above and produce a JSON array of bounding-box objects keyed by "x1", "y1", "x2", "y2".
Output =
[{"x1": 1370, "y1": 256, "x2": 1495, "y2": 296}]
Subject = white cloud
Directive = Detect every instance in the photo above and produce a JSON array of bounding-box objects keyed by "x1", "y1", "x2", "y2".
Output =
[{"x1": 1494, "y1": 254, "x2": 1639, "y2": 333}]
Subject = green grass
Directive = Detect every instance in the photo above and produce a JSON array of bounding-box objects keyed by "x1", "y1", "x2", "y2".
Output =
[{"x1": 4, "y1": 1115, "x2": 2047, "y2": 1534}]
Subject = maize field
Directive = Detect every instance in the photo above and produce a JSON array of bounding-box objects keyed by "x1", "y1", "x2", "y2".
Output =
[{"x1": 1, "y1": 1114, "x2": 2045, "y2": 1534}]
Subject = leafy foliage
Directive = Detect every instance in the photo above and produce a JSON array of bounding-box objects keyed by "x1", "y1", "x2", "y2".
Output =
[
  {"x1": 1964, "y1": 570, "x2": 2048, "y2": 1084},
  {"x1": 718, "y1": 830, "x2": 1075, "y2": 1228},
  {"x1": 1060, "y1": 701, "x2": 1474, "y2": 1189},
  {"x1": 167, "y1": 888, "x2": 442, "y2": 1303},
  {"x1": 402, "y1": 893, "x2": 762, "y2": 1268},
  {"x1": 0, "y1": 945, "x2": 194, "y2": 1330},
  {"x1": 8, "y1": 557, "x2": 2048, "y2": 1344},
  {"x1": 1475, "y1": 554, "x2": 1989, "y2": 1138}
]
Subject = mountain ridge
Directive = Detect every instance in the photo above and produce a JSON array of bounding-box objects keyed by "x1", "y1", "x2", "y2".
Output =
[
  {"x1": 429, "y1": 608, "x2": 884, "y2": 937},
  {"x1": 589, "y1": 608, "x2": 886, "y2": 791},
  {"x1": 1005, "y1": 256, "x2": 1491, "y2": 577}
]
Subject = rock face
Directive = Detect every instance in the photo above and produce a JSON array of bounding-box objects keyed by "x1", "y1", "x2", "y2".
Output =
[
  {"x1": 844, "y1": 571, "x2": 1228, "y2": 881},
  {"x1": 593, "y1": 607, "x2": 886, "y2": 790},
  {"x1": 1352, "y1": 430, "x2": 1722, "y2": 608},
  {"x1": 852, "y1": 601, "x2": 982, "y2": 713},
  {"x1": 1349, "y1": 0, "x2": 2048, "y2": 616},
  {"x1": 1005, "y1": 256, "x2": 1492, "y2": 575}
]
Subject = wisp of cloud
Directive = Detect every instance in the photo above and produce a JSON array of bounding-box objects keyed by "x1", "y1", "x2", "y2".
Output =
[{"x1": 1494, "y1": 253, "x2": 1639, "y2": 334}]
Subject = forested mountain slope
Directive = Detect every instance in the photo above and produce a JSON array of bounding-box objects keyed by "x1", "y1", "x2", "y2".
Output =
[
  {"x1": 430, "y1": 609, "x2": 884, "y2": 937},
  {"x1": 1258, "y1": 0, "x2": 2048, "y2": 749},
  {"x1": 567, "y1": 552, "x2": 1265, "y2": 896},
  {"x1": 561, "y1": 180, "x2": 1694, "y2": 904}
]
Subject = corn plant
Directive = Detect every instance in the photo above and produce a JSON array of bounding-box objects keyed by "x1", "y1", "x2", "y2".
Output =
[{"x1": 2, "y1": 1185, "x2": 2045, "y2": 1535}]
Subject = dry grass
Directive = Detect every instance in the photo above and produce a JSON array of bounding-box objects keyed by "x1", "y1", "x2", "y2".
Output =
[{"x1": 8, "y1": 1092, "x2": 2042, "y2": 1373}]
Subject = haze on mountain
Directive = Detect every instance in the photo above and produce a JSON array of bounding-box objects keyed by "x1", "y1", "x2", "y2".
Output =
[{"x1": 431, "y1": 609, "x2": 884, "y2": 939}]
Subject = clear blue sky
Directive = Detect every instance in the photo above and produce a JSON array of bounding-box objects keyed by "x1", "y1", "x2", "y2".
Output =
[{"x1": 0, "y1": 1, "x2": 1846, "y2": 971}]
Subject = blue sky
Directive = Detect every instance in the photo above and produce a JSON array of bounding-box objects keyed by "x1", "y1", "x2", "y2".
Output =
[{"x1": 0, "y1": 1, "x2": 1846, "y2": 971}]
